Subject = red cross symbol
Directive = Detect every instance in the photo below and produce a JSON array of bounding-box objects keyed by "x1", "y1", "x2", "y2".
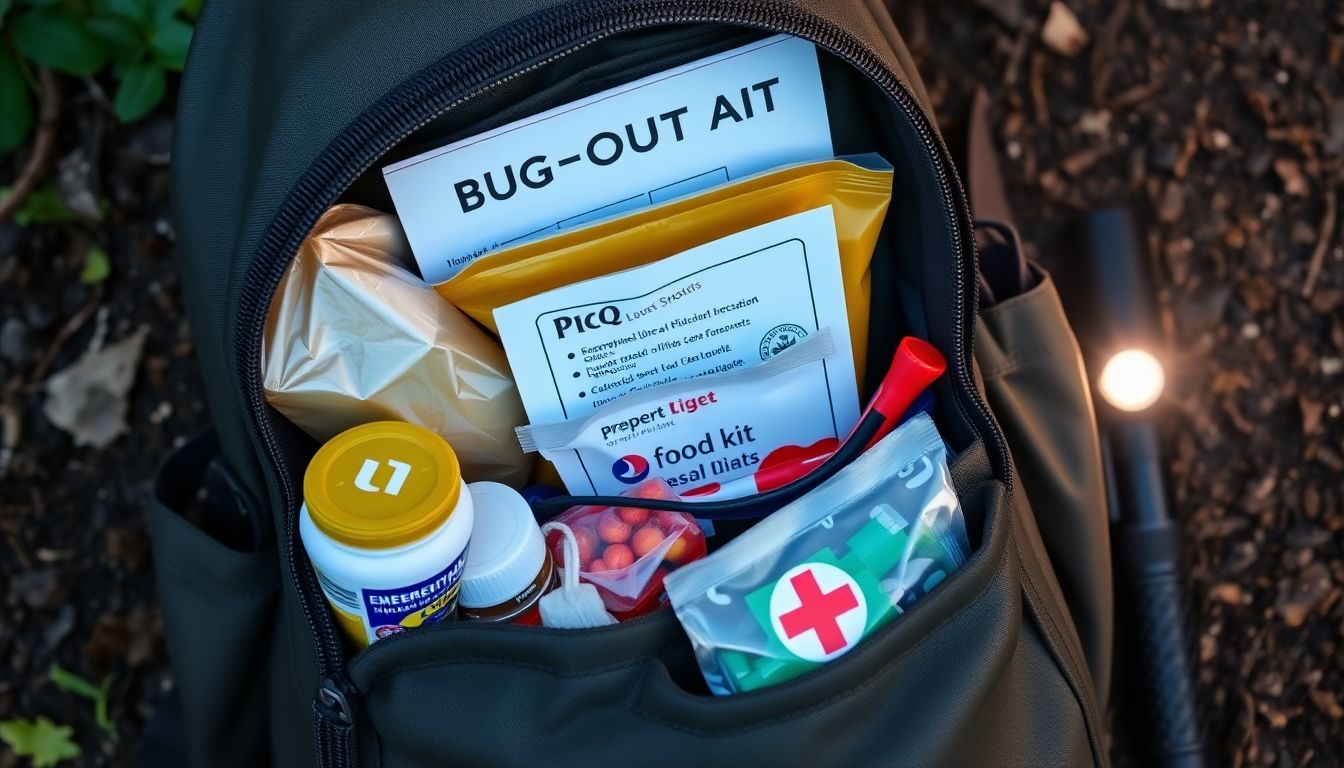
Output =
[{"x1": 777, "y1": 568, "x2": 861, "y2": 655}]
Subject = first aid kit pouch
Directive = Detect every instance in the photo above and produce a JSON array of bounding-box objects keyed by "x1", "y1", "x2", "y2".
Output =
[{"x1": 664, "y1": 412, "x2": 968, "y2": 695}]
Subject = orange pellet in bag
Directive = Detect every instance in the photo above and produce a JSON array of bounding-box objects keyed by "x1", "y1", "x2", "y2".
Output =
[{"x1": 543, "y1": 479, "x2": 707, "y2": 620}]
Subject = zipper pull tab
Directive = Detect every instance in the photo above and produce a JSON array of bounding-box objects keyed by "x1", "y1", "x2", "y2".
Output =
[
  {"x1": 315, "y1": 676, "x2": 358, "y2": 768},
  {"x1": 316, "y1": 677, "x2": 355, "y2": 725}
]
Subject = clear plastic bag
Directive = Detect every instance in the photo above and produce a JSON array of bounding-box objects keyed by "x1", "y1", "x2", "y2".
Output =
[
  {"x1": 664, "y1": 413, "x2": 968, "y2": 695},
  {"x1": 544, "y1": 479, "x2": 707, "y2": 619}
]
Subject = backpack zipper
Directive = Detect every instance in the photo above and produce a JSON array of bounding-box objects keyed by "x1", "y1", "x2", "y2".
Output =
[{"x1": 232, "y1": 0, "x2": 1008, "y2": 754}]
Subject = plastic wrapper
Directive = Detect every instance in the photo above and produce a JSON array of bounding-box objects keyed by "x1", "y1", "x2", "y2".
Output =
[
  {"x1": 664, "y1": 413, "x2": 969, "y2": 695},
  {"x1": 436, "y1": 155, "x2": 893, "y2": 380},
  {"x1": 544, "y1": 479, "x2": 707, "y2": 619},
  {"x1": 263, "y1": 204, "x2": 532, "y2": 485},
  {"x1": 516, "y1": 330, "x2": 841, "y2": 499}
]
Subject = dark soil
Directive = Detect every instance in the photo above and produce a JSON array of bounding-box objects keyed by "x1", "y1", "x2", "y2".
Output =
[
  {"x1": 1, "y1": 93, "x2": 208, "y2": 765},
  {"x1": 1, "y1": 1, "x2": 1341, "y2": 766},
  {"x1": 902, "y1": 0, "x2": 1344, "y2": 765}
]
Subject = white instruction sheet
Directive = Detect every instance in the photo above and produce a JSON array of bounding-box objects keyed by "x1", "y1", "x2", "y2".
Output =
[
  {"x1": 495, "y1": 207, "x2": 860, "y2": 495},
  {"x1": 384, "y1": 34, "x2": 833, "y2": 283}
]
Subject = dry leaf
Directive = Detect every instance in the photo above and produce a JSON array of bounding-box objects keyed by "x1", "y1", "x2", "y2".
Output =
[
  {"x1": 1273, "y1": 158, "x2": 1309, "y2": 197},
  {"x1": 1042, "y1": 2, "x2": 1089, "y2": 57},
  {"x1": 43, "y1": 325, "x2": 148, "y2": 449},
  {"x1": 1310, "y1": 689, "x2": 1344, "y2": 720},
  {"x1": 1210, "y1": 583, "x2": 1247, "y2": 605}
]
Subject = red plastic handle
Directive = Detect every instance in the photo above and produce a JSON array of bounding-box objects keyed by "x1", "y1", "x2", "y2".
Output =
[
  {"x1": 680, "y1": 337, "x2": 947, "y2": 501},
  {"x1": 864, "y1": 337, "x2": 947, "y2": 449}
]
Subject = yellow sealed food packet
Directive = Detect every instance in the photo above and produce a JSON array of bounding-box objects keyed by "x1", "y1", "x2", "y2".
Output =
[{"x1": 436, "y1": 155, "x2": 893, "y2": 380}]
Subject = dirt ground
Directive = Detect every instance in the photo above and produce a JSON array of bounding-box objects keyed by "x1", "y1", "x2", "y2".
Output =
[
  {"x1": 0, "y1": 0, "x2": 1341, "y2": 766},
  {"x1": 902, "y1": 0, "x2": 1344, "y2": 764}
]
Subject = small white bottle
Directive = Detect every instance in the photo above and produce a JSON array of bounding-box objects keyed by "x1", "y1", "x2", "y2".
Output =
[{"x1": 458, "y1": 482, "x2": 556, "y2": 625}]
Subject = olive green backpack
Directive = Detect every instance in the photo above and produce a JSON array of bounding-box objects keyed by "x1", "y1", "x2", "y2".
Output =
[{"x1": 156, "y1": 1, "x2": 1113, "y2": 765}]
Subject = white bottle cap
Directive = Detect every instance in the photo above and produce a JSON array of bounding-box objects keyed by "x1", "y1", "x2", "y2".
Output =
[{"x1": 459, "y1": 482, "x2": 547, "y2": 609}]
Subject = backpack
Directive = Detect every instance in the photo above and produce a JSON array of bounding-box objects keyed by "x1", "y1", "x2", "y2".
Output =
[{"x1": 155, "y1": 1, "x2": 1114, "y2": 765}]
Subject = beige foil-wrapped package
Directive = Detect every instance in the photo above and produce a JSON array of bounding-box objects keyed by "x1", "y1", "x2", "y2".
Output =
[{"x1": 263, "y1": 204, "x2": 532, "y2": 486}]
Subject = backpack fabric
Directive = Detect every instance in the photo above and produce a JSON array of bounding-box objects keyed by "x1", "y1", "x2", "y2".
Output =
[{"x1": 159, "y1": 1, "x2": 1113, "y2": 765}]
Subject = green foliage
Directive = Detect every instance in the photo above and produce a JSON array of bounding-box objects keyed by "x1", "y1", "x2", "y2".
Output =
[
  {"x1": 0, "y1": 0, "x2": 196, "y2": 151},
  {"x1": 0, "y1": 44, "x2": 31, "y2": 153},
  {"x1": 48, "y1": 664, "x2": 116, "y2": 740},
  {"x1": 113, "y1": 59, "x2": 163, "y2": 122},
  {"x1": 11, "y1": 7, "x2": 112, "y2": 76},
  {"x1": 79, "y1": 245, "x2": 111, "y2": 283},
  {"x1": 0, "y1": 717, "x2": 82, "y2": 767},
  {"x1": 149, "y1": 17, "x2": 190, "y2": 68},
  {"x1": 0, "y1": 182, "x2": 79, "y2": 226}
]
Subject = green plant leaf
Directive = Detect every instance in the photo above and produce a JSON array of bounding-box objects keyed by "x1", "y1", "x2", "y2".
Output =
[
  {"x1": 86, "y1": 14, "x2": 145, "y2": 55},
  {"x1": 7, "y1": 182, "x2": 78, "y2": 226},
  {"x1": 0, "y1": 0, "x2": 13, "y2": 21},
  {"x1": 180, "y1": 0, "x2": 200, "y2": 19},
  {"x1": 79, "y1": 246, "x2": 111, "y2": 284},
  {"x1": 95, "y1": 0, "x2": 152, "y2": 24},
  {"x1": 151, "y1": 0, "x2": 181, "y2": 22},
  {"x1": 0, "y1": 717, "x2": 82, "y2": 767},
  {"x1": 11, "y1": 7, "x2": 111, "y2": 76},
  {"x1": 93, "y1": 685, "x2": 114, "y2": 741},
  {"x1": 112, "y1": 60, "x2": 162, "y2": 122},
  {"x1": 48, "y1": 664, "x2": 116, "y2": 739},
  {"x1": 0, "y1": 44, "x2": 32, "y2": 154},
  {"x1": 148, "y1": 16, "x2": 189, "y2": 70},
  {"x1": 48, "y1": 664, "x2": 102, "y2": 700}
]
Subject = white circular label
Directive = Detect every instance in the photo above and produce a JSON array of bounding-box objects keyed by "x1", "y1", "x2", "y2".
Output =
[{"x1": 768, "y1": 562, "x2": 868, "y2": 663}]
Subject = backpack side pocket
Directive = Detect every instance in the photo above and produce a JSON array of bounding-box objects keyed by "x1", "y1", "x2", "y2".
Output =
[
  {"x1": 974, "y1": 268, "x2": 1113, "y2": 707},
  {"x1": 149, "y1": 432, "x2": 279, "y2": 768}
]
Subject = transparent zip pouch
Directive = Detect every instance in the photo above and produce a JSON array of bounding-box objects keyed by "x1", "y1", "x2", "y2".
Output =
[{"x1": 664, "y1": 413, "x2": 968, "y2": 695}]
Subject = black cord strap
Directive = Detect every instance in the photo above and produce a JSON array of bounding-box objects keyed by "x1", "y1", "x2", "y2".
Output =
[{"x1": 533, "y1": 410, "x2": 886, "y2": 522}]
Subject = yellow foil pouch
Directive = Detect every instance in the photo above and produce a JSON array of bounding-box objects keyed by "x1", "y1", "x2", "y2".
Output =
[
  {"x1": 436, "y1": 155, "x2": 893, "y2": 380},
  {"x1": 264, "y1": 204, "x2": 532, "y2": 486}
]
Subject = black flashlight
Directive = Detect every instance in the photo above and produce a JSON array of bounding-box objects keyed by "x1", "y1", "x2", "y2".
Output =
[{"x1": 1065, "y1": 207, "x2": 1206, "y2": 768}]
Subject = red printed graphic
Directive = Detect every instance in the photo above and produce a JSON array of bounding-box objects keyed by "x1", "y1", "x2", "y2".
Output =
[{"x1": 768, "y1": 562, "x2": 868, "y2": 662}]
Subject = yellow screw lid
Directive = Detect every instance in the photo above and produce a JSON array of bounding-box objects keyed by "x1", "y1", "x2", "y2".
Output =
[{"x1": 303, "y1": 421, "x2": 462, "y2": 549}]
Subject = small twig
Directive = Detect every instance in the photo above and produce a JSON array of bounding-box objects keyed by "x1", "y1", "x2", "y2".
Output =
[
  {"x1": 0, "y1": 68, "x2": 62, "y2": 221},
  {"x1": 1091, "y1": 0, "x2": 1132, "y2": 105},
  {"x1": 28, "y1": 288, "x2": 103, "y2": 385},
  {"x1": 1002, "y1": 25, "x2": 1032, "y2": 88},
  {"x1": 1061, "y1": 142, "x2": 1120, "y2": 176},
  {"x1": 1030, "y1": 51, "x2": 1049, "y2": 126},
  {"x1": 5, "y1": 533, "x2": 32, "y2": 572},
  {"x1": 0, "y1": 385, "x2": 20, "y2": 479},
  {"x1": 1302, "y1": 186, "x2": 1338, "y2": 298},
  {"x1": 1106, "y1": 74, "x2": 1168, "y2": 111},
  {"x1": 1172, "y1": 126, "x2": 1200, "y2": 179}
]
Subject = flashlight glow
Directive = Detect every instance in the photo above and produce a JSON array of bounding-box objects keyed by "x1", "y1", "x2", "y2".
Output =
[{"x1": 1098, "y1": 349, "x2": 1165, "y2": 412}]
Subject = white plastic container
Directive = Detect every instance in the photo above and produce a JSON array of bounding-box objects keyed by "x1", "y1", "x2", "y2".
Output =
[
  {"x1": 300, "y1": 421, "x2": 475, "y2": 647},
  {"x1": 458, "y1": 482, "x2": 556, "y2": 624}
]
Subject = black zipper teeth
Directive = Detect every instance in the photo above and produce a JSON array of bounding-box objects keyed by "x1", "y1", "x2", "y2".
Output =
[{"x1": 234, "y1": 0, "x2": 1008, "y2": 687}]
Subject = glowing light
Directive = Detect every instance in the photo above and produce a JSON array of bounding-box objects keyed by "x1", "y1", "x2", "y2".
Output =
[{"x1": 1098, "y1": 349, "x2": 1165, "y2": 412}]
